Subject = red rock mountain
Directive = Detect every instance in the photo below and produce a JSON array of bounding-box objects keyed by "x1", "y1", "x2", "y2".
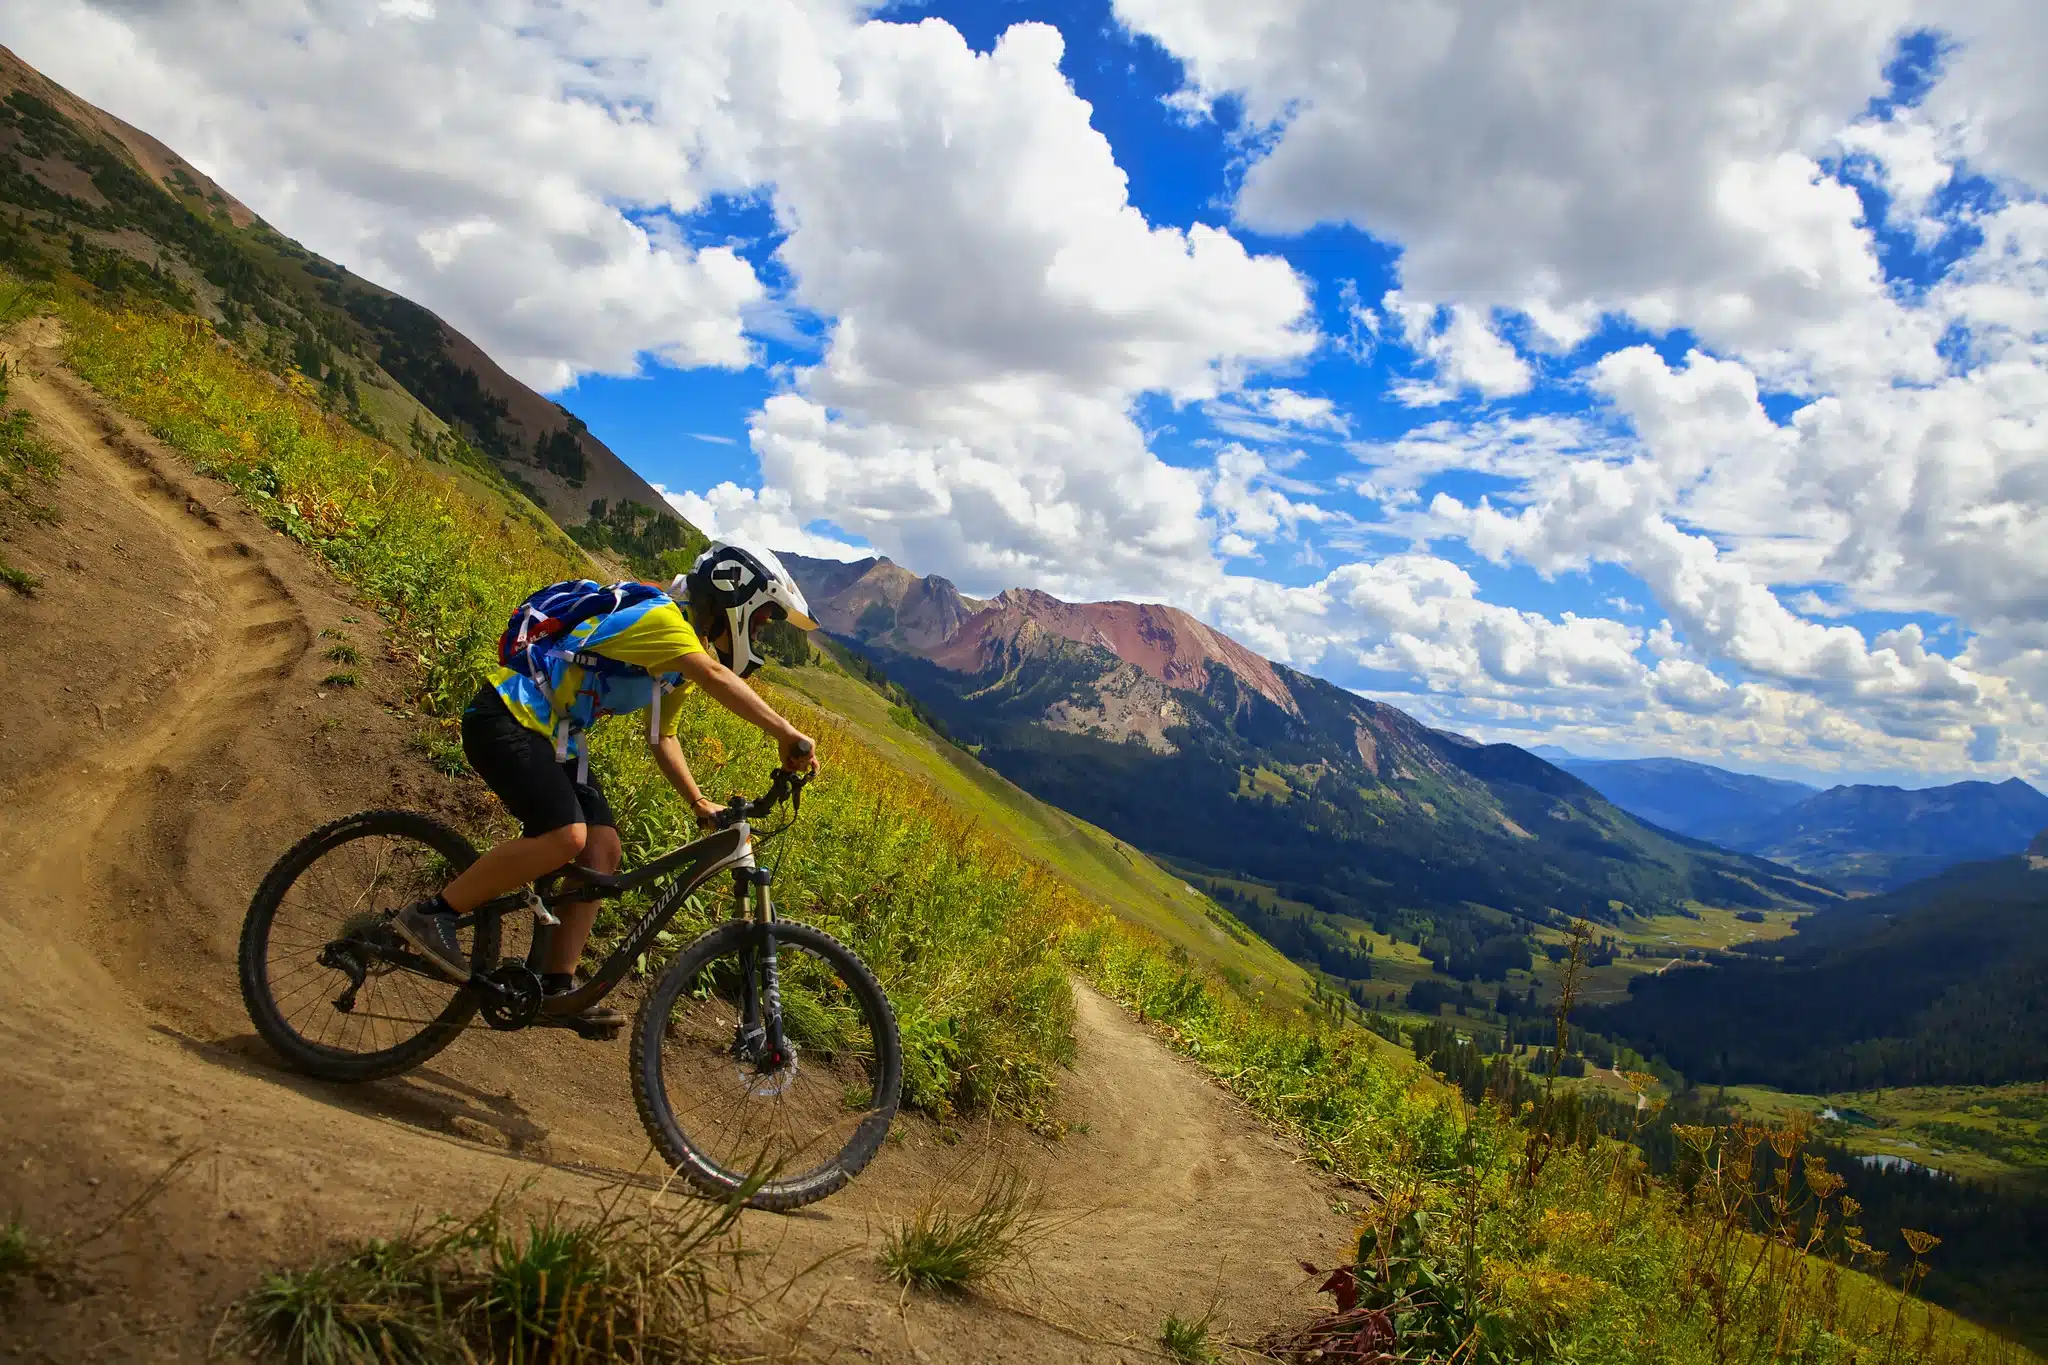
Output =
[
  {"x1": 929, "y1": 588, "x2": 1297, "y2": 714},
  {"x1": 784, "y1": 557, "x2": 1294, "y2": 714}
]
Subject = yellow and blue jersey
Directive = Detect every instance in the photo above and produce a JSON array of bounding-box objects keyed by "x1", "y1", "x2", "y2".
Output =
[{"x1": 487, "y1": 593, "x2": 703, "y2": 758}]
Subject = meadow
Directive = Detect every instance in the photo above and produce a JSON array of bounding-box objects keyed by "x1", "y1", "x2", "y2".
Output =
[{"x1": 43, "y1": 282, "x2": 2040, "y2": 1363}]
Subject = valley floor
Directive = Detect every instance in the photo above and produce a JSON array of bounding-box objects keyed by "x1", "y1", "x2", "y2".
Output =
[{"x1": 0, "y1": 331, "x2": 1354, "y2": 1361}]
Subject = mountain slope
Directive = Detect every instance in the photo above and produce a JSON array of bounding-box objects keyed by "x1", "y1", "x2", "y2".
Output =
[
  {"x1": 784, "y1": 555, "x2": 1839, "y2": 985},
  {"x1": 1713, "y1": 778, "x2": 2048, "y2": 891},
  {"x1": 0, "y1": 44, "x2": 689, "y2": 544},
  {"x1": 1594, "y1": 851, "x2": 2048, "y2": 1089},
  {"x1": 1555, "y1": 755, "x2": 1819, "y2": 839}
]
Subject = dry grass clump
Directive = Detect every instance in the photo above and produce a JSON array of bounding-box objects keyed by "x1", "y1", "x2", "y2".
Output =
[
  {"x1": 878, "y1": 1167, "x2": 1046, "y2": 1294},
  {"x1": 232, "y1": 1184, "x2": 751, "y2": 1365}
]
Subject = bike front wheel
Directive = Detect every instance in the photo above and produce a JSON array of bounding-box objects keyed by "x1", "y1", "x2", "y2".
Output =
[
  {"x1": 239, "y1": 810, "x2": 497, "y2": 1082},
  {"x1": 631, "y1": 919, "x2": 902, "y2": 1211}
]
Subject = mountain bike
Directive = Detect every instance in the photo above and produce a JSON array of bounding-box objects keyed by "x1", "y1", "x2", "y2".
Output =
[{"x1": 236, "y1": 763, "x2": 903, "y2": 1211}]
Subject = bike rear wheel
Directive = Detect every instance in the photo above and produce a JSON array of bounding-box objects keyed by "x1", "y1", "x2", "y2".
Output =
[
  {"x1": 631, "y1": 919, "x2": 902, "y2": 1211},
  {"x1": 238, "y1": 810, "x2": 497, "y2": 1082}
]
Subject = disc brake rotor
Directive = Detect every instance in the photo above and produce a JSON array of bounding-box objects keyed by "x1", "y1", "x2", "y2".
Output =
[{"x1": 730, "y1": 1024, "x2": 802, "y2": 1097}]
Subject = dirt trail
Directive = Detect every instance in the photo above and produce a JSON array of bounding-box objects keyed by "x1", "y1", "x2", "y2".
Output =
[{"x1": 0, "y1": 330, "x2": 1354, "y2": 1361}]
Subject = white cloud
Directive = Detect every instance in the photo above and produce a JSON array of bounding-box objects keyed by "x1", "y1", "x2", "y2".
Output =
[
  {"x1": 658, "y1": 482, "x2": 868, "y2": 562},
  {"x1": 1204, "y1": 386, "x2": 1350, "y2": 443},
  {"x1": 7, "y1": 0, "x2": 803, "y2": 389},
  {"x1": 1205, "y1": 444, "x2": 1334, "y2": 552},
  {"x1": 1116, "y1": 0, "x2": 1913, "y2": 359},
  {"x1": 1380, "y1": 292, "x2": 1533, "y2": 404},
  {"x1": 15, "y1": 0, "x2": 2048, "y2": 783},
  {"x1": 743, "y1": 19, "x2": 1317, "y2": 600}
]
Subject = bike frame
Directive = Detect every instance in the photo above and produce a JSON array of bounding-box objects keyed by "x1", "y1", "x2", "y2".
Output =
[{"x1": 455, "y1": 817, "x2": 778, "y2": 1027}]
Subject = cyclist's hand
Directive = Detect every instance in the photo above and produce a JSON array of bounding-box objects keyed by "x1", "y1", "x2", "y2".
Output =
[
  {"x1": 691, "y1": 796, "x2": 725, "y2": 829},
  {"x1": 779, "y1": 730, "x2": 819, "y2": 774}
]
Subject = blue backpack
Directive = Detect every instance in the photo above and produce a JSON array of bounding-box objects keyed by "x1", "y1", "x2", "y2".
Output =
[{"x1": 497, "y1": 579, "x2": 669, "y2": 690}]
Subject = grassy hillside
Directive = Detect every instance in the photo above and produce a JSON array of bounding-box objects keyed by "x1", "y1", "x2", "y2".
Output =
[{"x1": 765, "y1": 652, "x2": 1317, "y2": 1006}]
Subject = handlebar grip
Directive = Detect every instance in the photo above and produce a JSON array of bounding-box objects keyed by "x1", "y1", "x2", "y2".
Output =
[{"x1": 790, "y1": 737, "x2": 814, "y2": 761}]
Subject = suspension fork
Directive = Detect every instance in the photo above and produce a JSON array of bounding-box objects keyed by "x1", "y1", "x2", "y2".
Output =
[{"x1": 732, "y1": 866, "x2": 787, "y2": 1062}]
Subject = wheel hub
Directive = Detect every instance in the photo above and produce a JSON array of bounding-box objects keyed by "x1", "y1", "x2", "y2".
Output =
[{"x1": 731, "y1": 1028, "x2": 801, "y2": 1097}]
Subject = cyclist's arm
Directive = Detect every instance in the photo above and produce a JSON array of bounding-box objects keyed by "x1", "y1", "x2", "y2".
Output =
[
  {"x1": 650, "y1": 734, "x2": 721, "y2": 826},
  {"x1": 672, "y1": 651, "x2": 819, "y2": 773}
]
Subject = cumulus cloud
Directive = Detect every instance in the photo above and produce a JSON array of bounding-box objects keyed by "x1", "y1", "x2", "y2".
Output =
[
  {"x1": 746, "y1": 20, "x2": 1317, "y2": 599},
  {"x1": 1379, "y1": 292, "x2": 1534, "y2": 405},
  {"x1": 1116, "y1": 0, "x2": 1911, "y2": 359},
  {"x1": 1204, "y1": 444, "x2": 1334, "y2": 555},
  {"x1": 658, "y1": 482, "x2": 869, "y2": 562},
  {"x1": 13, "y1": 0, "x2": 2048, "y2": 782},
  {"x1": 9, "y1": 0, "x2": 808, "y2": 389}
]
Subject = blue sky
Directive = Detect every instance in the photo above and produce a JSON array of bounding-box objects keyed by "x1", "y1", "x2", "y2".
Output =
[{"x1": 16, "y1": 0, "x2": 2048, "y2": 788}]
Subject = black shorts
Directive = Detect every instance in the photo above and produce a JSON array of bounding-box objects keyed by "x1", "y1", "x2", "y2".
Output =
[{"x1": 460, "y1": 686, "x2": 617, "y2": 836}]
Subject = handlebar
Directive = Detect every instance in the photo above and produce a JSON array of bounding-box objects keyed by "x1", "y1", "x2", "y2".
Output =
[{"x1": 714, "y1": 763, "x2": 813, "y2": 829}]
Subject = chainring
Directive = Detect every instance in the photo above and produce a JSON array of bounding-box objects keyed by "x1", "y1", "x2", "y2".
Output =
[{"x1": 478, "y1": 961, "x2": 544, "y2": 1031}]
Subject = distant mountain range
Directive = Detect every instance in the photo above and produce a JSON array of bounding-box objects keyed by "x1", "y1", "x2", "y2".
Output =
[
  {"x1": 1553, "y1": 754, "x2": 2048, "y2": 891},
  {"x1": 783, "y1": 554, "x2": 1837, "y2": 982},
  {"x1": 1551, "y1": 755, "x2": 1818, "y2": 839},
  {"x1": 1594, "y1": 850, "x2": 2048, "y2": 1090}
]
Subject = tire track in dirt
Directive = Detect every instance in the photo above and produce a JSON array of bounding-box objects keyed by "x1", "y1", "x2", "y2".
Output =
[{"x1": 0, "y1": 330, "x2": 1355, "y2": 1363}]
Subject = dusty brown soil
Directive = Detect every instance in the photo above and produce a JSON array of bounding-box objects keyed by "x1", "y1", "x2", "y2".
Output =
[{"x1": 0, "y1": 328, "x2": 1354, "y2": 1362}]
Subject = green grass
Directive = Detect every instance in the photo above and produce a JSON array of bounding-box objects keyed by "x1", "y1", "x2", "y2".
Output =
[
  {"x1": 235, "y1": 1188, "x2": 744, "y2": 1365},
  {"x1": 1065, "y1": 918, "x2": 2038, "y2": 1365},
  {"x1": 879, "y1": 1167, "x2": 1044, "y2": 1294},
  {"x1": 1159, "y1": 1307, "x2": 1218, "y2": 1362},
  {"x1": 0, "y1": 1219, "x2": 43, "y2": 1290},
  {"x1": 0, "y1": 302, "x2": 61, "y2": 595}
]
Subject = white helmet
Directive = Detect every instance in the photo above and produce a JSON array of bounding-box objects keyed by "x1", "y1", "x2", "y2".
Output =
[{"x1": 673, "y1": 538, "x2": 817, "y2": 677}]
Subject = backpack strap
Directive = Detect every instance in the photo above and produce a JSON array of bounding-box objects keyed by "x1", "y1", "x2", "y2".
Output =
[{"x1": 648, "y1": 677, "x2": 674, "y2": 747}]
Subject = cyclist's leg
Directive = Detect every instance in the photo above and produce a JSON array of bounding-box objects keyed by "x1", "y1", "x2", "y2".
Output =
[
  {"x1": 540, "y1": 770, "x2": 620, "y2": 975},
  {"x1": 438, "y1": 686, "x2": 588, "y2": 912}
]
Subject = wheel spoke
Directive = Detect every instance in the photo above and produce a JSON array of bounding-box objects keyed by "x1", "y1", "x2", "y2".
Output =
[
  {"x1": 652, "y1": 932, "x2": 891, "y2": 1197},
  {"x1": 248, "y1": 819, "x2": 481, "y2": 1071}
]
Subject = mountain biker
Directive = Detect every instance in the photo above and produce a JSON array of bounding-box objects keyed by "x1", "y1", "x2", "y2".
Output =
[{"x1": 393, "y1": 539, "x2": 820, "y2": 1029}]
